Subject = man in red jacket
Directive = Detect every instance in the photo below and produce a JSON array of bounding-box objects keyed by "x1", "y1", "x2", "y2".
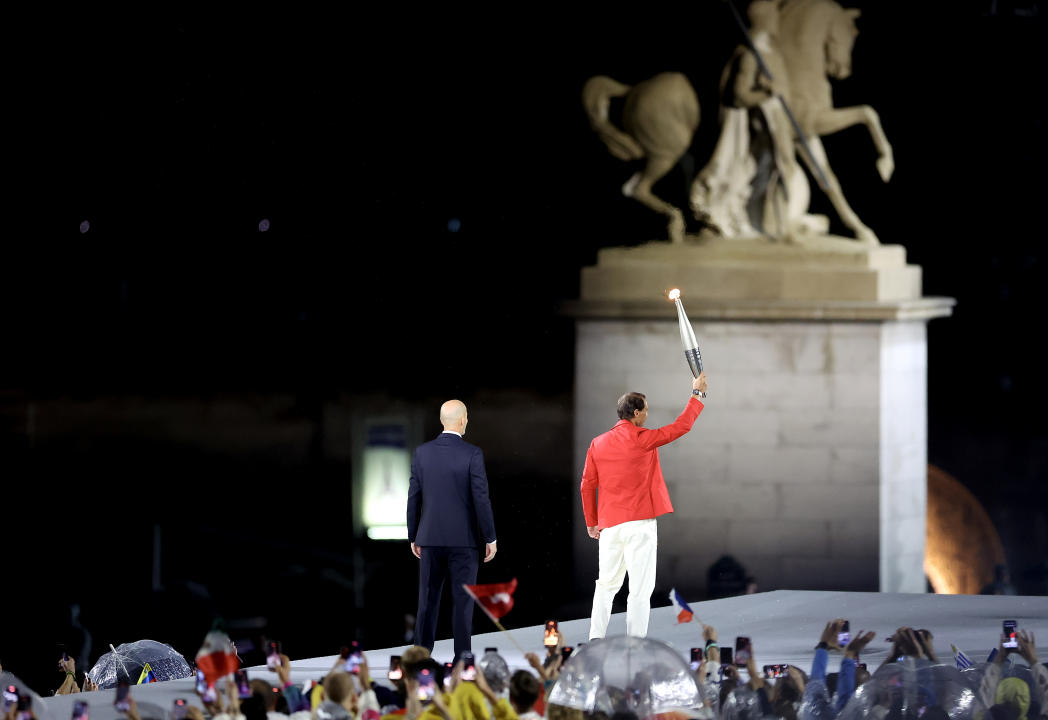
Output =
[{"x1": 581, "y1": 372, "x2": 708, "y2": 639}]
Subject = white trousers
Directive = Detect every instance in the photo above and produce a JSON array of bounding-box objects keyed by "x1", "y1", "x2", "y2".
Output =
[{"x1": 588, "y1": 518, "x2": 658, "y2": 639}]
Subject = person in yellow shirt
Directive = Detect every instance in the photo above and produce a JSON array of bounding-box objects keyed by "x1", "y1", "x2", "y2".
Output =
[{"x1": 467, "y1": 663, "x2": 543, "y2": 720}]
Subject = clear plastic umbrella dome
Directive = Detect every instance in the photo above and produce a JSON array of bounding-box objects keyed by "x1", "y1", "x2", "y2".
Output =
[
  {"x1": 836, "y1": 660, "x2": 985, "y2": 720},
  {"x1": 479, "y1": 649, "x2": 510, "y2": 694},
  {"x1": 722, "y1": 685, "x2": 775, "y2": 720},
  {"x1": 547, "y1": 636, "x2": 703, "y2": 719},
  {"x1": 87, "y1": 640, "x2": 194, "y2": 689}
]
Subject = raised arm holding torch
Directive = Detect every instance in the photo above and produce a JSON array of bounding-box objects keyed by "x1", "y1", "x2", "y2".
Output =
[{"x1": 669, "y1": 289, "x2": 707, "y2": 399}]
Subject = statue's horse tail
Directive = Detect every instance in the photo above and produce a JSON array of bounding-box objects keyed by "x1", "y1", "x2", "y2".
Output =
[{"x1": 581, "y1": 76, "x2": 645, "y2": 162}]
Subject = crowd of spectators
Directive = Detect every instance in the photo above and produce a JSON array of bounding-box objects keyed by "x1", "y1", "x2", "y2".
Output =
[{"x1": 2, "y1": 620, "x2": 1044, "y2": 720}]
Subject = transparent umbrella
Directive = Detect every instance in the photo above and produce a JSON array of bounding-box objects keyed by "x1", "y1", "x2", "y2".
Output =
[
  {"x1": 721, "y1": 686, "x2": 776, "y2": 720},
  {"x1": 479, "y1": 649, "x2": 511, "y2": 694},
  {"x1": 547, "y1": 636, "x2": 703, "y2": 719},
  {"x1": 837, "y1": 659, "x2": 986, "y2": 720},
  {"x1": 87, "y1": 640, "x2": 194, "y2": 689}
]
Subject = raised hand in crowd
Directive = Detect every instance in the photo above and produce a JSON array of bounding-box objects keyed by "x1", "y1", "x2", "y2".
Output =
[
  {"x1": 275, "y1": 653, "x2": 292, "y2": 688},
  {"x1": 1017, "y1": 629, "x2": 1038, "y2": 666},
  {"x1": 703, "y1": 624, "x2": 720, "y2": 664},
  {"x1": 472, "y1": 666, "x2": 499, "y2": 706},
  {"x1": 881, "y1": 627, "x2": 922, "y2": 669},
  {"x1": 542, "y1": 629, "x2": 566, "y2": 682},
  {"x1": 430, "y1": 690, "x2": 453, "y2": 720},
  {"x1": 914, "y1": 628, "x2": 938, "y2": 663},
  {"x1": 745, "y1": 652, "x2": 765, "y2": 691},
  {"x1": 197, "y1": 678, "x2": 224, "y2": 718},
  {"x1": 448, "y1": 660, "x2": 463, "y2": 694},
  {"x1": 786, "y1": 665, "x2": 806, "y2": 695},
  {"x1": 224, "y1": 673, "x2": 241, "y2": 719},
  {"x1": 819, "y1": 619, "x2": 847, "y2": 653},
  {"x1": 81, "y1": 676, "x2": 99, "y2": 693},
  {"x1": 525, "y1": 653, "x2": 549, "y2": 683},
  {"x1": 55, "y1": 656, "x2": 80, "y2": 695},
  {"x1": 358, "y1": 653, "x2": 373, "y2": 689},
  {"x1": 5, "y1": 698, "x2": 35, "y2": 720},
  {"x1": 845, "y1": 629, "x2": 877, "y2": 660},
  {"x1": 403, "y1": 674, "x2": 421, "y2": 720}
]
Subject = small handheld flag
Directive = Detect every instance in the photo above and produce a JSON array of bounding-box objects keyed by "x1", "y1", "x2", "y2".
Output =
[
  {"x1": 195, "y1": 630, "x2": 240, "y2": 686},
  {"x1": 464, "y1": 578, "x2": 517, "y2": 620},
  {"x1": 463, "y1": 578, "x2": 527, "y2": 656},
  {"x1": 669, "y1": 588, "x2": 695, "y2": 624},
  {"x1": 951, "y1": 644, "x2": 973, "y2": 670},
  {"x1": 137, "y1": 662, "x2": 158, "y2": 684}
]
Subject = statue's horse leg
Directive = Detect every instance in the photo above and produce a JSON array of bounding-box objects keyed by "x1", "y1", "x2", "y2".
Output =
[
  {"x1": 810, "y1": 105, "x2": 894, "y2": 182},
  {"x1": 797, "y1": 135, "x2": 879, "y2": 245},
  {"x1": 622, "y1": 154, "x2": 688, "y2": 244},
  {"x1": 620, "y1": 72, "x2": 699, "y2": 244}
]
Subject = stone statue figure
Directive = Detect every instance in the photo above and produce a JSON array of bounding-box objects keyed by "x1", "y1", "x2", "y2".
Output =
[
  {"x1": 582, "y1": 73, "x2": 702, "y2": 245},
  {"x1": 690, "y1": 0, "x2": 804, "y2": 240},
  {"x1": 582, "y1": 0, "x2": 894, "y2": 246}
]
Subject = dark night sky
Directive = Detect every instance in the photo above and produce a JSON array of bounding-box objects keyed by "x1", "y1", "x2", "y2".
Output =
[{"x1": 4, "y1": 0, "x2": 1047, "y2": 696}]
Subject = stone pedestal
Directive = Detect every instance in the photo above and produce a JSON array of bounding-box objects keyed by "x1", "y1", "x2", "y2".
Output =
[{"x1": 566, "y1": 237, "x2": 954, "y2": 597}]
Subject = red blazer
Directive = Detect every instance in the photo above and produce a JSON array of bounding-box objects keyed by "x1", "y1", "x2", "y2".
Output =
[{"x1": 581, "y1": 397, "x2": 703, "y2": 530}]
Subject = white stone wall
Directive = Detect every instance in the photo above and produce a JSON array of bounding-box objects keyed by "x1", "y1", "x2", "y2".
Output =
[{"x1": 572, "y1": 319, "x2": 928, "y2": 597}]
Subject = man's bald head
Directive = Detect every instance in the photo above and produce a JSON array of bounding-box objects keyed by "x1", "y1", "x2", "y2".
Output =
[{"x1": 440, "y1": 400, "x2": 468, "y2": 434}]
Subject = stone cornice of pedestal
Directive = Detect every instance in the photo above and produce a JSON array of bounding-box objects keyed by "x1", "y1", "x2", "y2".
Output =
[
  {"x1": 594, "y1": 235, "x2": 909, "y2": 269},
  {"x1": 577, "y1": 236, "x2": 942, "y2": 304},
  {"x1": 561, "y1": 296, "x2": 956, "y2": 322}
]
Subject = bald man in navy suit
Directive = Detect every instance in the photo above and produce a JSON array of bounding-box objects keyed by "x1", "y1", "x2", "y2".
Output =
[{"x1": 407, "y1": 399, "x2": 497, "y2": 659}]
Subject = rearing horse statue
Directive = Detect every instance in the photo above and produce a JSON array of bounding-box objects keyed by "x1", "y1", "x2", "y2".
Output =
[{"x1": 777, "y1": 0, "x2": 894, "y2": 244}]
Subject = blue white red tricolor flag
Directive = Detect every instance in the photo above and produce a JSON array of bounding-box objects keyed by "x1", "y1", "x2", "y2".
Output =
[
  {"x1": 951, "y1": 644, "x2": 973, "y2": 670},
  {"x1": 669, "y1": 588, "x2": 694, "y2": 624}
]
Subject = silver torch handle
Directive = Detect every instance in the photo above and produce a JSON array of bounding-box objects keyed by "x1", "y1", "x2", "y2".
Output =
[{"x1": 673, "y1": 296, "x2": 706, "y2": 399}]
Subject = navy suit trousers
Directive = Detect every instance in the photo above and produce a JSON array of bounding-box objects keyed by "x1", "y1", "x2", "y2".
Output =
[{"x1": 416, "y1": 546, "x2": 479, "y2": 659}]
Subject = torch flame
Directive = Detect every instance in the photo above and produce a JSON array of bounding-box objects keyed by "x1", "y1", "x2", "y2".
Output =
[{"x1": 668, "y1": 288, "x2": 681, "y2": 300}]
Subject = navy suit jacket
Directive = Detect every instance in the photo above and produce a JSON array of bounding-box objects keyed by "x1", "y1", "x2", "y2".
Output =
[{"x1": 407, "y1": 432, "x2": 496, "y2": 548}]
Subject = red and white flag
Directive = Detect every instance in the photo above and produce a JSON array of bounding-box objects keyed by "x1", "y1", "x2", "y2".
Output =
[
  {"x1": 463, "y1": 578, "x2": 518, "y2": 620},
  {"x1": 195, "y1": 630, "x2": 240, "y2": 686}
]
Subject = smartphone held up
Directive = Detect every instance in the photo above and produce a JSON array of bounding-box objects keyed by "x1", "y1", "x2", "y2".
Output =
[
  {"x1": 690, "y1": 648, "x2": 702, "y2": 672},
  {"x1": 342, "y1": 642, "x2": 363, "y2": 674},
  {"x1": 544, "y1": 621, "x2": 559, "y2": 647},
  {"x1": 416, "y1": 668, "x2": 437, "y2": 704},
  {"x1": 838, "y1": 621, "x2": 851, "y2": 648},
  {"x1": 235, "y1": 670, "x2": 251, "y2": 700},
  {"x1": 17, "y1": 695, "x2": 33, "y2": 720},
  {"x1": 114, "y1": 682, "x2": 131, "y2": 713},
  {"x1": 1002, "y1": 620, "x2": 1018, "y2": 649},
  {"x1": 734, "y1": 637, "x2": 752, "y2": 665},
  {"x1": 266, "y1": 642, "x2": 282, "y2": 671},
  {"x1": 460, "y1": 652, "x2": 477, "y2": 682}
]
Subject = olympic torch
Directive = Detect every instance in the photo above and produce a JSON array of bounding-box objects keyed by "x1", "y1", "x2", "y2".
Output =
[{"x1": 668, "y1": 288, "x2": 706, "y2": 399}]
